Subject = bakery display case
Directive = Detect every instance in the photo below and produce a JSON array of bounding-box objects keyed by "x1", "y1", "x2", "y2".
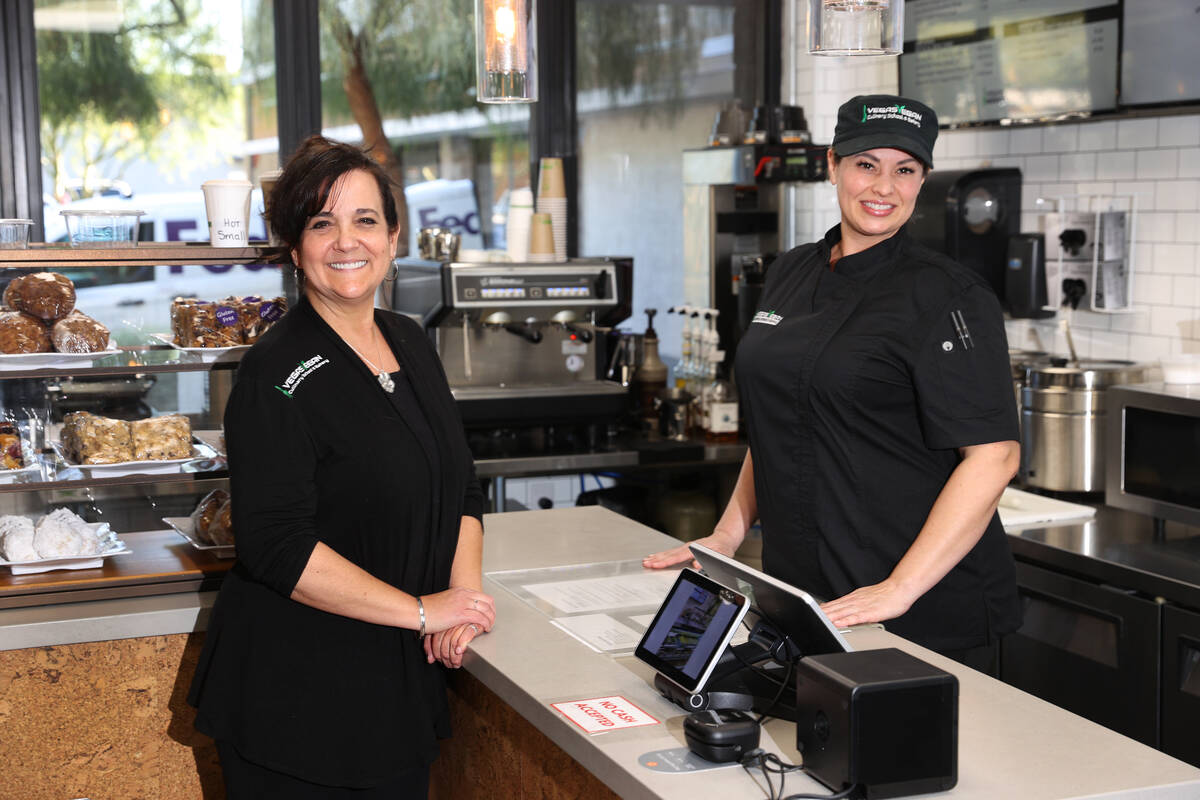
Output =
[{"x1": 0, "y1": 243, "x2": 281, "y2": 609}]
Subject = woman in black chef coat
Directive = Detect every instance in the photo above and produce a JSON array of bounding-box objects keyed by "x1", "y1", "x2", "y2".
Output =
[
  {"x1": 647, "y1": 95, "x2": 1021, "y2": 671},
  {"x1": 187, "y1": 136, "x2": 496, "y2": 798}
]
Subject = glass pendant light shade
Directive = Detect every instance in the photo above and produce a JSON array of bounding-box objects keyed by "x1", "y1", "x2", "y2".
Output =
[
  {"x1": 476, "y1": 0, "x2": 538, "y2": 103},
  {"x1": 808, "y1": 0, "x2": 903, "y2": 56}
]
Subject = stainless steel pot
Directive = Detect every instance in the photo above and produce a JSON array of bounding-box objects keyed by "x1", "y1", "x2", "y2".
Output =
[
  {"x1": 1019, "y1": 360, "x2": 1146, "y2": 492},
  {"x1": 1009, "y1": 348, "x2": 1050, "y2": 417}
]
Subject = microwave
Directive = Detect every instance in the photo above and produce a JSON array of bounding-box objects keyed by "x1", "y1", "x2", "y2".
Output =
[{"x1": 1105, "y1": 383, "x2": 1200, "y2": 527}]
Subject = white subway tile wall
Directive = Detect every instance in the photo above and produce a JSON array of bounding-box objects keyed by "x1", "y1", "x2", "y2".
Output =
[{"x1": 789, "y1": 43, "x2": 1199, "y2": 360}]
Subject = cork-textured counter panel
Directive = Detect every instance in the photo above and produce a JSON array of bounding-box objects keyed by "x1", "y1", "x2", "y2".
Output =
[
  {"x1": 430, "y1": 669, "x2": 620, "y2": 800},
  {"x1": 0, "y1": 632, "x2": 222, "y2": 800}
]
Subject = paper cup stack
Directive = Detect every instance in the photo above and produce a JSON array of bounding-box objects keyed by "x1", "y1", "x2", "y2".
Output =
[
  {"x1": 505, "y1": 187, "x2": 534, "y2": 262},
  {"x1": 527, "y1": 213, "x2": 557, "y2": 263},
  {"x1": 535, "y1": 157, "x2": 567, "y2": 261}
]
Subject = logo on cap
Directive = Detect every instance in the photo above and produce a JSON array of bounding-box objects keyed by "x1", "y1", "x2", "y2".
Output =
[{"x1": 861, "y1": 104, "x2": 923, "y2": 128}]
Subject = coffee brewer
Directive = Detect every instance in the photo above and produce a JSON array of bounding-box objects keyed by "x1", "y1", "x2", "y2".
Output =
[
  {"x1": 682, "y1": 143, "x2": 824, "y2": 369},
  {"x1": 391, "y1": 257, "x2": 633, "y2": 428}
]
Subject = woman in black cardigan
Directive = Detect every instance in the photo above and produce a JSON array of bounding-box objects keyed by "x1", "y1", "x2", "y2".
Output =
[{"x1": 188, "y1": 136, "x2": 495, "y2": 798}]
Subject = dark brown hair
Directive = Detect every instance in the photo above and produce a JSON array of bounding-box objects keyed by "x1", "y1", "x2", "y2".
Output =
[{"x1": 265, "y1": 135, "x2": 399, "y2": 265}]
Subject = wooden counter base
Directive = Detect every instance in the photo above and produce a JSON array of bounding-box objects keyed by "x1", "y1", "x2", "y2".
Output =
[{"x1": 432, "y1": 669, "x2": 619, "y2": 800}]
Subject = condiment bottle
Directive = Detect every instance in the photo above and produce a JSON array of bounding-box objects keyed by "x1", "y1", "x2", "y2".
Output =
[{"x1": 634, "y1": 308, "x2": 668, "y2": 422}]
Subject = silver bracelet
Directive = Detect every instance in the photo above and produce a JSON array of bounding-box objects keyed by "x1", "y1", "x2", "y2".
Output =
[{"x1": 416, "y1": 596, "x2": 426, "y2": 638}]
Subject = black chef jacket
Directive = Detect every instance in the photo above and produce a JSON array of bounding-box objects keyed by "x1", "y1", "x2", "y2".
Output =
[
  {"x1": 736, "y1": 225, "x2": 1021, "y2": 652},
  {"x1": 187, "y1": 296, "x2": 484, "y2": 787}
]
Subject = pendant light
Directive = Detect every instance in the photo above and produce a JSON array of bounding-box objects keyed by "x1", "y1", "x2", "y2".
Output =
[
  {"x1": 808, "y1": 0, "x2": 903, "y2": 56},
  {"x1": 475, "y1": 0, "x2": 538, "y2": 103}
]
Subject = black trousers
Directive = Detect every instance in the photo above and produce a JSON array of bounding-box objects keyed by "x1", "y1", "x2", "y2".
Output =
[
  {"x1": 940, "y1": 640, "x2": 1001, "y2": 678},
  {"x1": 217, "y1": 741, "x2": 430, "y2": 800}
]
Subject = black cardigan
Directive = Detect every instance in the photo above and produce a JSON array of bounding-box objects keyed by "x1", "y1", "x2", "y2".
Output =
[{"x1": 187, "y1": 297, "x2": 484, "y2": 787}]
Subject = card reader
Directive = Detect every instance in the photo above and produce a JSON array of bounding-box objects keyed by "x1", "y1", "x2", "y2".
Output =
[{"x1": 683, "y1": 708, "x2": 760, "y2": 763}]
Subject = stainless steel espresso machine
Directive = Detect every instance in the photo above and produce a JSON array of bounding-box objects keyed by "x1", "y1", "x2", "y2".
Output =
[{"x1": 391, "y1": 257, "x2": 633, "y2": 431}]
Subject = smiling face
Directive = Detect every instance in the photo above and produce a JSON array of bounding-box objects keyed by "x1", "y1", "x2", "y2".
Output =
[
  {"x1": 827, "y1": 147, "x2": 927, "y2": 258},
  {"x1": 291, "y1": 168, "x2": 399, "y2": 314}
]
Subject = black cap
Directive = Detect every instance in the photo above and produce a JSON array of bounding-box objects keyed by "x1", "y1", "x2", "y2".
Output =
[{"x1": 831, "y1": 95, "x2": 938, "y2": 168}]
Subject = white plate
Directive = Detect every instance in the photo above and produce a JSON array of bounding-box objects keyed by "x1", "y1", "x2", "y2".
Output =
[
  {"x1": 0, "y1": 347, "x2": 120, "y2": 371},
  {"x1": 149, "y1": 333, "x2": 248, "y2": 363},
  {"x1": 163, "y1": 516, "x2": 234, "y2": 559},
  {"x1": 51, "y1": 440, "x2": 215, "y2": 478},
  {"x1": 0, "y1": 521, "x2": 129, "y2": 574},
  {"x1": 192, "y1": 429, "x2": 225, "y2": 457},
  {"x1": 998, "y1": 487, "x2": 1097, "y2": 529}
]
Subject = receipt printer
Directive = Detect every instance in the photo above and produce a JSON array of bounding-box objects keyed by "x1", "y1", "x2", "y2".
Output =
[{"x1": 795, "y1": 648, "x2": 958, "y2": 799}]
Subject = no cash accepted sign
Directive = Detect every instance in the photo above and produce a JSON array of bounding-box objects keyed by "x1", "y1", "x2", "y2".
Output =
[{"x1": 551, "y1": 695, "x2": 660, "y2": 734}]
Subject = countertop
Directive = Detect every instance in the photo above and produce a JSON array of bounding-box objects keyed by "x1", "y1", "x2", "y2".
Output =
[
  {"x1": 3, "y1": 505, "x2": 1199, "y2": 798},
  {"x1": 1006, "y1": 504, "x2": 1200, "y2": 609}
]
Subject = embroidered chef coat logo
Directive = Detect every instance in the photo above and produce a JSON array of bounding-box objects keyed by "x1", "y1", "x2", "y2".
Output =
[
  {"x1": 752, "y1": 310, "x2": 783, "y2": 326},
  {"x1": 275, "y1": 354, "x2": 330, "y2": 397},
  {"x1": 942, "y1": 340, "x2": 954, "y2": 352}
]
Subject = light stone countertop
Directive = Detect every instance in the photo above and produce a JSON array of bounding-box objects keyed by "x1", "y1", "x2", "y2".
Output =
[{"x1": 3, "y1": 505, "x2": 1200, "y2": 799}]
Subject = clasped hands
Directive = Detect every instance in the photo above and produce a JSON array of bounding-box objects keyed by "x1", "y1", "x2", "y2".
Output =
[{"x1": 420, "y1": 586, "x2": 496, "y2": 669}]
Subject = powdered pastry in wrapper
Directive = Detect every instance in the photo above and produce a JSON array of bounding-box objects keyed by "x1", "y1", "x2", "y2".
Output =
[
  {"x1": 131, "y1": 414, "x2": 192, "y2": 460},
  {"x1": 32, "y1": 513, "x2": 84, "y2": 558},
  {"x1": 61, "y1": 411, "x2": 134, "y2": 464},
  {"x1": 0, "y1": 515, "x2": 37, "y2": 561},
  {"x1": 0, "y1": 310, "x2": 52, "y2": 354},
  {"x1": 3, "y1": 271, "x2": 76, "y2": 321},
  {"x1": 39, "y1": 508, "x2": 100, "y2": 556},
  {"x1": 51, "y1": 311, "x2": 110, "y2": 353}
]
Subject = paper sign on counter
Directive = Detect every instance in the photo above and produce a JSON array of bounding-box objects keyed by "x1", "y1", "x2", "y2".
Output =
[
  {"x1": 523, "y1": 571, "x2": 677, "y2": 614},
  {"x1": 551, "y1": 614, "x2": 643, "y2": 653},
  {"x1": 552, "y1": 695, "x2": 659, "y2": 734}
]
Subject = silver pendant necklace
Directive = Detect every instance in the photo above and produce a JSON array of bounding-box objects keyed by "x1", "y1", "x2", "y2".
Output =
[{"x1": 343, "y1": 330, "x2": 395, "y2": 393}]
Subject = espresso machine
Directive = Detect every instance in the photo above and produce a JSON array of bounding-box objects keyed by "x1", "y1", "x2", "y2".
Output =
[{"x1": 391, "y1": 257, "x2": 633, "y2": 432}]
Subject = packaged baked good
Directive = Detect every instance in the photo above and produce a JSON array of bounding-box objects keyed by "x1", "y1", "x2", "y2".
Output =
[
  {"x1": 171, "y1": 298, "x2": 242, "y2": 348},
  {"x1": 207, "y1": 497, "x2": 234, "y2": 546},
  {"x1": 225, "y1": 295, "x2": 288, "y2": 344},
  {"x1": 0, "y1": 310, "x2": 52, "y2": 354},
  {"x1": 3, "y1": 272, "x2": 76, "y2": 321},
  {"x1": 61, "y1": 411, "x2": 133, "y2": 464},
  {"x1": 130, "y1": 414, "x2": 192, "y2": 460},
  {"x1": 0, "y1": 420, "x2": 23, "y2": 469},
  {"x1": 190, "y1": 489, "x2": 230, "y2": 544},
  {"x1": 0, "y1": 515, "x2": 37, "y2": 561},
  {"x1": 51, "y1": 311, "x2": 111, "y2": 353}
]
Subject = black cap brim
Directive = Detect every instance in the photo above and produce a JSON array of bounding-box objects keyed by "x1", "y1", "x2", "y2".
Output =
[{"x1": 832, "y1": 132, "x2": 933, "y2": 169}]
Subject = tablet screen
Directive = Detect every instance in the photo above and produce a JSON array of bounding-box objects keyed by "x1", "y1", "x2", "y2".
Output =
[{"x1": 634, "y1": 568, "x2": 749, "y2": 695}]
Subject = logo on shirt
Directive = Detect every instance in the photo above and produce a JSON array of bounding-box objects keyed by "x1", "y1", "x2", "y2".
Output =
[
  {"x1": 275, "y1": 354, "x2": 329, "y2": 397},
  {"x1": 751, "y1": 310, "x2": 783, "y2": 326}
]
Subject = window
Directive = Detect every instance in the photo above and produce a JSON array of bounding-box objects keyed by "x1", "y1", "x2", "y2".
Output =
[
  {"x1": 318, "y1": 0, "x2": 530, "y2": 257},
  {"x1": 33, "y1": 0, "x2": 282, "y2": 342}
]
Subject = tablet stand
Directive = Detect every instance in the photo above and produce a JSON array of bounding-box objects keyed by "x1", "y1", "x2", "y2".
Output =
[{"x1": 653, "y1": 617, "x2": 800, "y2": 721}]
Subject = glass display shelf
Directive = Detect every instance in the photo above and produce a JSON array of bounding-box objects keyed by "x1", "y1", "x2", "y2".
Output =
[
  {"x1": 0, "y1": 241, "x2": 282, "y2": 267},
  {"x1": 0, "y1": 344, "x2": 244, "y2": 379},
  {"x1": 0, "y1": 448, "x2": 226, "y2": 495}
]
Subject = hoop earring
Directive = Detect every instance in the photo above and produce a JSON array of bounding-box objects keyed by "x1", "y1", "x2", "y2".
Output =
[{"x1": 385, "y1": 261, "x2": 399, "y2": 281}]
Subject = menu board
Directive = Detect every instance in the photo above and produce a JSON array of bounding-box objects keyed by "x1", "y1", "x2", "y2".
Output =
[
  {"x1": 900, "y1": 0, "x2": 1120, "y2": 125},
  {"x1": 1121, "y1": 0, "x2": 1200, "y2": 106}
]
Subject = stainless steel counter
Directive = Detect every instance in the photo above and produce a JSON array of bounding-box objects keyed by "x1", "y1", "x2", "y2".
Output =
[{"x1": 1007, "y1": 505, "x2": 1200, "y2": 609}]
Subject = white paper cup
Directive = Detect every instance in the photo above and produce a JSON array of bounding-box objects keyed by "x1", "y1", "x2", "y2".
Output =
[{"x1": 202, "y1": 179, "x2": 253, "y2": 247}]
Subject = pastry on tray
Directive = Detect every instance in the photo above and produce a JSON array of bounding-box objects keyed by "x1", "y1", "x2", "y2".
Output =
[
  {"x1": 130, "y1": 414, "x2": 192, "y2": 461},
  {"x1": 3, "y1": 272, "x2": 76, "y2": 322},
  {"x1": 0, "y1": 421, "x2": 23, "y2": 470},
  {"x1": 61, "y1": 411, "x2": 134, "y2": 464},
  {"x1": 225, "y1": 295, "x2": 288, "y2": 344},
  {"x1": 171, "y1": 298, "x2": 243, "y2": 348},
  {"x1": 51, "y1": 311, "x2": 111, "y2": 354},
  {"x1": 0, "y1": 310, "x2": 52, "y2": 354}
]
